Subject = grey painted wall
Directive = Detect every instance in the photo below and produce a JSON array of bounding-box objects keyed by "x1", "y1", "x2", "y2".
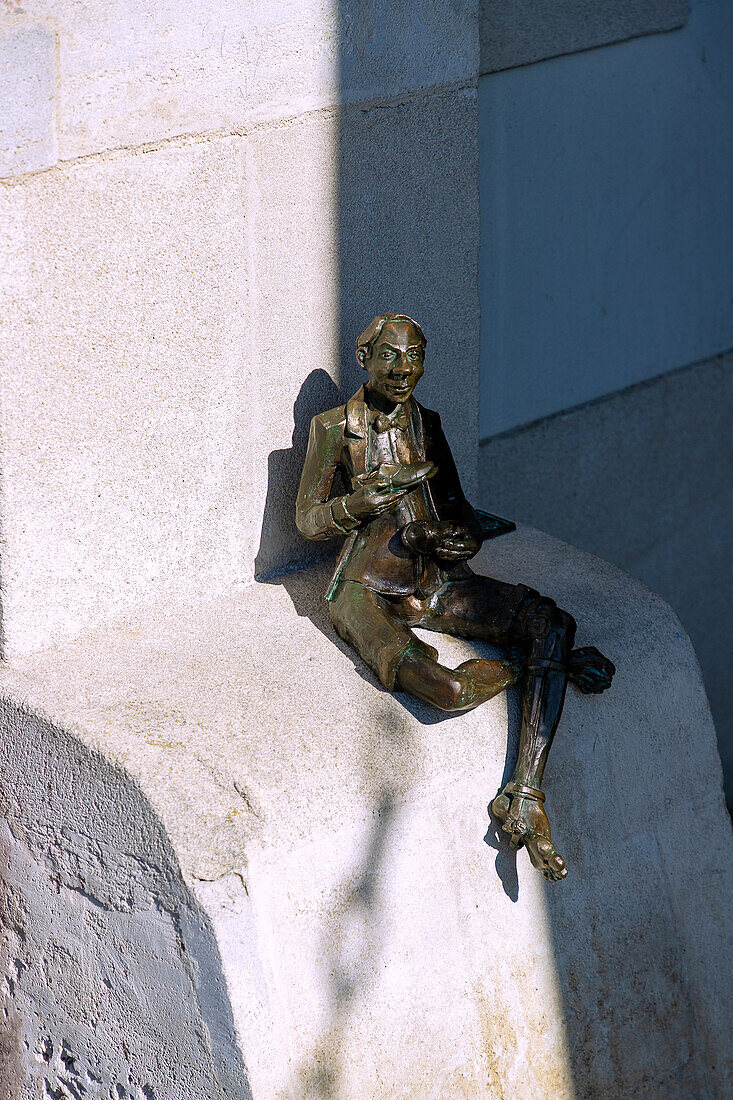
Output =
[
  {"x1": 480, "y1": 0, "x2": 689, "y2": 75},
  {"x1": 478, "y1": 0, "x2": 733, "y2": 438},
  {"x1": 477, "y1": 351, "x2": 733, "y2": 804}
]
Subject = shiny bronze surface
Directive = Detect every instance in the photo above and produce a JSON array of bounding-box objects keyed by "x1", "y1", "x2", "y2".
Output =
[{"x1": 296, "y1": 314, "x2": 615, "y2": 880}]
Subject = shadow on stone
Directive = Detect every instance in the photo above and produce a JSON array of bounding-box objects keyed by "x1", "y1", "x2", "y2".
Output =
[
  {"x1": 0, "y1": 699, "x2": 252, "y2": 1099},
  {"x1": 299, "y1": 784, "x2": 399, "y2": 1097},
  {"x1": 255, "y1": 369, "x2": 343, "y2": 579}
]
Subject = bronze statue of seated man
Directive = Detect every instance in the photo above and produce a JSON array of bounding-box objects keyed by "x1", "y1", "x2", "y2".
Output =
[{"x1": 296, "y1": 313, "x2": 615, "y2": 880}]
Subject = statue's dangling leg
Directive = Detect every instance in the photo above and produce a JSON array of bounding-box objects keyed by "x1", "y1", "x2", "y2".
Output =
[{"x1": 491, "y1": 602, "x2": 577, "y2": 882}]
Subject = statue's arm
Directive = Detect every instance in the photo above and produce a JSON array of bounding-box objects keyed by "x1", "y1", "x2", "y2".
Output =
[{"x1": 295, "y1": 415, "x2": 360, "y2": 540}]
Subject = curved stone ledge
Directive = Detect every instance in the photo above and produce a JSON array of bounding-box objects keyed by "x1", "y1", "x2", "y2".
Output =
[
  {"x1": 0, "y1": 701, "x2": 251, "y2": 1099},
  {"x1": 1, "y1": 527, "x2": 731, "y2": 1097}
]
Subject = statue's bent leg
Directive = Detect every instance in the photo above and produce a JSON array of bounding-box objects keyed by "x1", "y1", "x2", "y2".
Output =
[
  {"x1": 328, "y1": 581, "x2": 517, "y2": 710},
  {"x1": 396, "y1": 648, "x2": 519, "y2": 712}
]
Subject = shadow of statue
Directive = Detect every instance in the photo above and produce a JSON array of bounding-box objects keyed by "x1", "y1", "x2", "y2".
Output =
[
  {"x1": 255, "y1": 369, "x2": 344, "y2": 579},
  {"x1": 298, "y1": 782, "x2": 400, "y2": 1098},
  {"x1": 0, "y1": 699, "x2": 251, "y2": 1099}
]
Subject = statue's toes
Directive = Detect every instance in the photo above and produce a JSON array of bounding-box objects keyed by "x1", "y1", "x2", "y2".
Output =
[
  {"x1": 578, "y1": 670, "x2": 611, "y2": 694},
  {"x1": 570, "y1": 647, "x2": 615, "y2": 693},
  {"x1": 530, "y1": 837, "x2": 567, "y2": 881}
]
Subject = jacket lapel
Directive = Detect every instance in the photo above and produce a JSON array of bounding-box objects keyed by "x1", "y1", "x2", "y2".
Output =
[
  {"x1": 345, "y1": 385, "x2": 369, "y2": 477},
  {"x1": 409, "y1": 397, "x2": 425, "y2": 458},
  {"x1": 343, "y1": 388, "x2": 426, "y2": 473}
]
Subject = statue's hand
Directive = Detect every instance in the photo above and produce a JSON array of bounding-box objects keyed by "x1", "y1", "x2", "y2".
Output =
[
  {"x1": 401, "y1": 521, "x2": 442, "y2": 555},
  {"x1": 346, "y1": 480, "x2": 408, "y2": 520},
  {"x1": 347, "y1": 462, "x2": 435, "y2": 521},
  {"x1": 433, "y1": 523, "x2": 482, "y2": 563}
]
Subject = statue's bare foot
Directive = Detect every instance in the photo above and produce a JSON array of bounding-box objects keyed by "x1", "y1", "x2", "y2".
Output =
[
  {"x1": 491, "y1": 788, "x2": 567, "y2": 881},
  {"x1": 568, "y1": 646, "x2": 615, "y2": 694},
  {"x1": 458, "y1": 657, "x2": 521, "y2": 704}
]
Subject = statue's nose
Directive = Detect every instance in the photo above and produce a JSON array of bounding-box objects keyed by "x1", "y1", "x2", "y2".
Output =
[{"x1": 394, "y1": 353, "x2": 410, "y2": 375}]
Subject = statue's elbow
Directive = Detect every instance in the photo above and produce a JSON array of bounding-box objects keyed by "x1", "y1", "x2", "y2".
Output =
[
  {"x1": 295, "y1": 510, "x2": 310, "y2": 539},
  {"x1": 295, "y1": 507, "x2": 319, "y2": 541}
]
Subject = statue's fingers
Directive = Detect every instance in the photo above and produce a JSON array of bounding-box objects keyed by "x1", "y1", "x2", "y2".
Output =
[
  {"x1": 491, "y1": 794, "x2": 511, "y2": 820},
  {"x1": 437, "y1": 550, "x2": 471, "y2": 562},
  {"x1": 371, "y1": 490, "x2": 405, "y2": 509}
]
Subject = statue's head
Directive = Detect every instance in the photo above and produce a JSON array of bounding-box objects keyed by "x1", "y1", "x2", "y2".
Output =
[{"x1": 356, "y1": 313, "x2": 426, "y2": 406}]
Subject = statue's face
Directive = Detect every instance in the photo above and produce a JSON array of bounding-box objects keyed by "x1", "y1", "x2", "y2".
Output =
[{"x1": 365, "y1": 320, "x2": 425, "y2": 405}]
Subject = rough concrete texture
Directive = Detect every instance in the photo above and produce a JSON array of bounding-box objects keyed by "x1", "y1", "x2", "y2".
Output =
[
  {"x1": 0, "y1": 703, "x2": 251, "y2": 1099},
  {"x1": 480, "y1": 0, "x2": 689, "y2": 74},
  {"x1": 0, "y1": 0, "x2": 477, "y2": 168},
  {"x1": 0, "y1": 136, "x2": 252, "y2": 656},
  {"x1": 0, "y1": 25, "x2": 57, "y2": 177},
  {"x1": 1, "y1": 529, "x2": 731, "y2": 1097},
  {"x1": 478, "y1": 352, "x2": 733, "y2": 805}
]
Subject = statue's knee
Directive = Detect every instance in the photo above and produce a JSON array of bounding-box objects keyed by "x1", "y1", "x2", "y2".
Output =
[
  {"x1": 417, "y1": 663, "x2": 466, "y2": 712},
  {"x1": 526, "y1": 599, "x2": 557, "y2": 641},
  {"x1": 527, "y1": 601, "x2": 576, "y2": 639},
  {"x1": 435, "y1": 676, "x2": 468, "y2": 712},
  {"x1": 397, "y1": 652, "x2": 466, "y2": 711}
]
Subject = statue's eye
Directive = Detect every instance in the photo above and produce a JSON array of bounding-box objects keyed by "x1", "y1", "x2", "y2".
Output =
[
  {"x1": 408, "y1": 350, "x2": 421, "y2": 360},
  {"x1": 380, "y1": 350, "x2": 394, "y2": 359}
]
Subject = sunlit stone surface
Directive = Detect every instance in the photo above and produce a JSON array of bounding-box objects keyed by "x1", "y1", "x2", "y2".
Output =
[{"x1": 1, "y1": 529, "x2": 730, "y2": 1097}]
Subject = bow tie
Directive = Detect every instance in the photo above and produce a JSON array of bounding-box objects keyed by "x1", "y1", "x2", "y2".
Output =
[{"x1": 373, "y1": 407, "x2": 410, "y2": 434}]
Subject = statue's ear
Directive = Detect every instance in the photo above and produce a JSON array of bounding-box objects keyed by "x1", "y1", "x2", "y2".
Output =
[{"x1": 356, "y1": 346, "x2": 368, "y2": 369}]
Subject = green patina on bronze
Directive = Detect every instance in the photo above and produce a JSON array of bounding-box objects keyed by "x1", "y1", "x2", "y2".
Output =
[{"x1": 296, "y1": 314, "x2": 615, "y2": 881}]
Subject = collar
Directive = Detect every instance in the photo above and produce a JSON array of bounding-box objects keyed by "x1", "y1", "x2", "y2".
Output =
[{"x1": 345, "y1": 385, "x2": 416, "y2": 437}]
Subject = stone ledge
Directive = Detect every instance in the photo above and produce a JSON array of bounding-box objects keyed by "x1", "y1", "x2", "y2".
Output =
[{"x1": 1, "y1": 527, "x2": 731, "y2": 1097}]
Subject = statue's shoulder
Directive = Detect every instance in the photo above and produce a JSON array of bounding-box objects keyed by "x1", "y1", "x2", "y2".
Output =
[{"x1": 311, "y1": 403, "x2": 347, "y2": 433}]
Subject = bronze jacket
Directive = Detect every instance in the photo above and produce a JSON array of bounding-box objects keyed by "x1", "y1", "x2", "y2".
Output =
[{"x1": 296, "y1": 386, "x2": 480, "y2": 599}]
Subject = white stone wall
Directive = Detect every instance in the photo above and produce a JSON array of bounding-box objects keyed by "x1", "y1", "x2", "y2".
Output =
[
  {"x1": 2, "y1": 4, "x2": 732, "y2": 1098},
  {"x1": 0, "y1": 1, "x2": 480, "y2": 656}
]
